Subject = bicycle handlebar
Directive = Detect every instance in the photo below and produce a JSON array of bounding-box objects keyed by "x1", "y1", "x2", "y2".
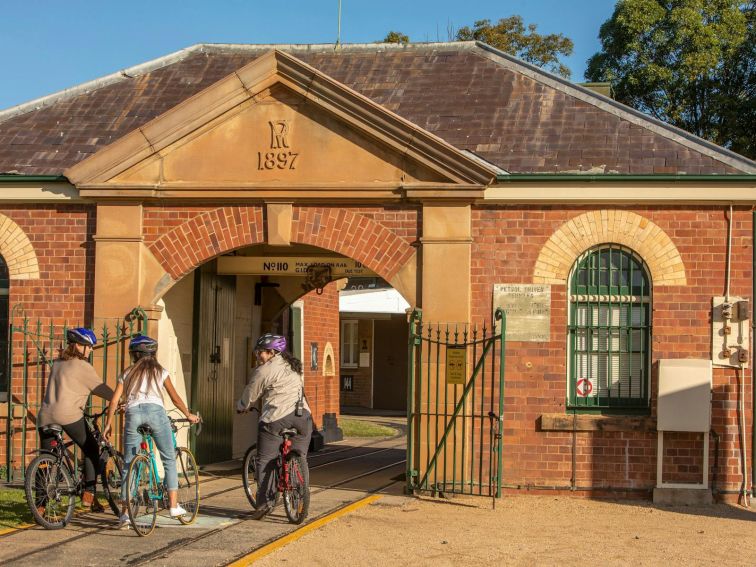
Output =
[
  {"x1": 171, "y1": 411, "x2": 202, "y2": 437},
  {"x1": 83, "y1": 408, "x2": 108, "y2": 421}
]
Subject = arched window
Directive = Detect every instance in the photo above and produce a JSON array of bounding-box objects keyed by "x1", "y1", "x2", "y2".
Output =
[
  {"x1": 568, "y1": 245, "x2": 651, "y2": 411},
  {"x1": 0, "y1": 255, "x2": 8, "y2": 402}
]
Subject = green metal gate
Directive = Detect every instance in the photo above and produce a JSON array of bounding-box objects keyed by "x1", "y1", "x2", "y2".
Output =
[
  {"x1": 406, "y1": 308, "x2": 506, "y2": 499},
  {"x1": 2, "y1": 306, "x2": 147, "y2": 482}
]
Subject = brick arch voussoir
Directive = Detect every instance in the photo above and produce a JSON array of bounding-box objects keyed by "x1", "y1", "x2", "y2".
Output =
[
  {"x1": 291, "y1": 207, "x2": 415, "y2": 282},
  {"x1": 533, "y1": 210, "x2": 686, "y2": 286},
  {"x1": 0, "y1": 213, "x2": 40, "y2": 280},
  {"x1": 149, "y1": 206, "x2": 265, "y2": 281}
]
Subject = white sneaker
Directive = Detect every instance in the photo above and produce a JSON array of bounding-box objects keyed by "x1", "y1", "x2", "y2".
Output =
[
  {"x1": 169, "y1": 505, "x2": 188, "y2": 518},
  {"x1": 117, "y1": 513, "x2": 131, "y2": 529}
]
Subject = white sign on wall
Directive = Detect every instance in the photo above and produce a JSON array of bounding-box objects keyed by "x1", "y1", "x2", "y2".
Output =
[{"x1": 493, "y1": 284, "x2": 551, "y2": 342}]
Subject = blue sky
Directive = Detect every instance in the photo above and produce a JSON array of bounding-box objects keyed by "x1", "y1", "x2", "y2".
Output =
[{"x1": 0, "y1": 0, "x2": 616, "y2": 110}]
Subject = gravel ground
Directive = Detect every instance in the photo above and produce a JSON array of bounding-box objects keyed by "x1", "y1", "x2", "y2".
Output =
[{"x1": 256, "y1": 494, "x2": 756, "y2": 566}]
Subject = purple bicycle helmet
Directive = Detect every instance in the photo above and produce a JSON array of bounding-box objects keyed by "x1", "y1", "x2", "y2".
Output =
[
  {"x1": 254, "y1": 333, "x2": 287, "y2": 353},
  {"x1": 66, "y1": 327, "x2": 97, "y2": 347}
]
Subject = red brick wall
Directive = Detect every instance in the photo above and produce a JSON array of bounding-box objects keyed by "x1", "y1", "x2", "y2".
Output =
[
  {"x1": 0, "y1": 204, "x2": 95, "y2": 476},
  {"x1": 471, "y1": 205, "x2": 753, "y2": 497},
  {"x1": 300, "y1": 283, "x2": 341, "y2": 429}
]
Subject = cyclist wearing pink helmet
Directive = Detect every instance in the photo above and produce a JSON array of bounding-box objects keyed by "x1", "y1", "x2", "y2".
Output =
[
  {"x1": 236, "y1": 333, "x2": 312, "y2": 518},
  {"x1": 38, "y1": 327, "x2": 114, "y2": 512}
]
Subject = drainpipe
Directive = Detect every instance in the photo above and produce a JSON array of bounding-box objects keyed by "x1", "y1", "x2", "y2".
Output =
[{"x1": 752, "y1": 209, "x2": 755, "y2": 497}]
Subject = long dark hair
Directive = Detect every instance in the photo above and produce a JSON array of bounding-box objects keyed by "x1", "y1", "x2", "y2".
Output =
[
  {"x1": 279, "y1": 350, "x2": 303, "y2": 376},
  {"x1": 123, "y1": 353, "x2": 164, "y2": 400}
]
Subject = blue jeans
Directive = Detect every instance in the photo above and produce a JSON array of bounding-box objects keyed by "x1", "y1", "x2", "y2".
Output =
[{"x1": 122, "y1": 403, "x2": 177, "y2": 500}]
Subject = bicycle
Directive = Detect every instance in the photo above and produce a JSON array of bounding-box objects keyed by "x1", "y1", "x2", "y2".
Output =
[
  {"x1": 124, "y1": 413, "x2": 202, "y2": 536},
  {"x1": 24, "y1": 408, "x2": 125, "y2": 529},
  {"x1": 241, "y1": 412, "x2": 310, "y2": 525}
]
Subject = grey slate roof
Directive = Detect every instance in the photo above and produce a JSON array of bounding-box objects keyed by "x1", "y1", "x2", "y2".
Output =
[{"x1": 0, "y1": 41, "x2": 753, "y2": 176}]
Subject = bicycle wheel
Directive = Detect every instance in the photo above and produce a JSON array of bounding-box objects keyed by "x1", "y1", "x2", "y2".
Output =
[
  {"x1": 176, "y1": 447, "x2": 199, "y2": 524},
  {"x1": 100, "y1": 450, "x2": 124, "y2": 517},
  {"x1": 24, "y1": 454, "x2": 76, "y2": 529},
  {"x1": 125, "y1": 454, "x2": 158, "y2": 536},
  {"x1": 241, "y1": 444, "x2": 258, "y2": 509},
  {"x1": 283, "y1": 452, "x2": 309, "y2": 525}
]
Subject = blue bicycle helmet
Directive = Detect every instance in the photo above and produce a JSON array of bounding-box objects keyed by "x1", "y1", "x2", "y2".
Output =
[
  {"x1": 66, "y1": 327, "x2": 97, "y2": 347},
  {"x1": 129, "y1": 334, "x2": 158, "y2": 354}
]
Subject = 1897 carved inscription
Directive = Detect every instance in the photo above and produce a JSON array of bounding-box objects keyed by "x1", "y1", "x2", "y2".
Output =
[{"x1": 258, "y1": 120, "x2": 299, "y2": 170}]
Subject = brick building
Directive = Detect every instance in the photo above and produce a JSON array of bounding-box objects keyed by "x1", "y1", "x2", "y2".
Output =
[{"x1": 0, "y1": 42, "x2": 753, "y2": 501}]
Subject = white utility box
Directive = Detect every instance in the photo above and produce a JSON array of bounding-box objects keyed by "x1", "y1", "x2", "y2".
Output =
[
  {"x1": 657, "y1": 359, "x2": 712, "y2": 432},
  {"x1": 656, "y1": 359, "x2": 712, "y2": 492}
]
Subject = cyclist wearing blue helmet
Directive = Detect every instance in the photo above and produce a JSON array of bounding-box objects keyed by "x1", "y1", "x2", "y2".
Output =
[
  {"x1": 38, "y1": 327, "x2": 114, "y2": 512},
  {"x1": 103, "y1": 334, "x2": 199, "y2": 528},
  {"x1": 236, "y1": 333, "x2": 313, "y2": 518}
]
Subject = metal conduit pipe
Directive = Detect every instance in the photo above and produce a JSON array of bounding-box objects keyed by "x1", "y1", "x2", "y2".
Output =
[{"x1": 752, "y1": 209, "x2": 755, "y2": 497}]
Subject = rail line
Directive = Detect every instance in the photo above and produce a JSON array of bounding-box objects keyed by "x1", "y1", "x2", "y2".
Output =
[
  {"x1": 2, "y1": 442, "x2": 406, "y2": 567},
  {"x1": 125, "y1": 459, "x2": 407, "y2": 566}
]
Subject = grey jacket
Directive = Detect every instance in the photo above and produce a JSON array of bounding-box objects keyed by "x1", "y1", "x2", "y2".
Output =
[{"x1": 236, "y1": 354, "x2": 310, "y2": 423}]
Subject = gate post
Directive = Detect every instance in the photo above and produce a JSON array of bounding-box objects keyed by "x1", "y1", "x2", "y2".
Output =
[{"x1": 414, "y1": 203, "x2": 472, "y2": 490}]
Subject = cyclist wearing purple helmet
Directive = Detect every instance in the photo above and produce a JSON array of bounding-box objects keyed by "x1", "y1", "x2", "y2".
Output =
[
  {"x1": 236, "y1": 333, "x2": 313, "y2": 518},
  {"x1": 38, "y1": 327, "x2": 114, "y2": 512}
]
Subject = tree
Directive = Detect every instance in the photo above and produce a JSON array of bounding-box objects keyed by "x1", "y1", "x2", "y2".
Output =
[
  {"x1": 382, "y1": 31, "x2": 410, "y2": 44},
  {"x1": 586, "y1": 0, "x2": 755, "y2": 159},
  {"x1": 456, "y1": 17, "x2": 574, "y2": 78}
]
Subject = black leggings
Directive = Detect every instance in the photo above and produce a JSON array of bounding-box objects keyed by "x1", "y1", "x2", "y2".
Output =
[{"x1": 39, "y1": 418, "x2": 100, "y2": 490}]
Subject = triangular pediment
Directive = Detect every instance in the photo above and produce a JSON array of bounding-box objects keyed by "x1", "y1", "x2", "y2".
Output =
[{"x1": 66, "y1": 50, "x2": 495, "y2": 199}]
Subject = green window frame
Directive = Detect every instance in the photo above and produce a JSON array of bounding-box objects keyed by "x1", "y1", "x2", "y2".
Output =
[
  {"x1": 0, "y1": 255, "x2": 8, "y2": 402},
  {"x1": 567, "y1": 245, "x2": 651, "y2": 412}
]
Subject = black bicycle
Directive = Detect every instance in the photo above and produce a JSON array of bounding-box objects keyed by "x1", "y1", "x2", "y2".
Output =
[
  {"x1": 241, "y1": 409, "x2": 310, "y2": 524},
  {"x1": 24, "y1": 408, "x2": 125, "y2": 529}
]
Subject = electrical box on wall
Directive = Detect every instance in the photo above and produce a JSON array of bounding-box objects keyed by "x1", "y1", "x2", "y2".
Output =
[{"x1": 711, "y1": 296, "x2": 750, "y2": 368}]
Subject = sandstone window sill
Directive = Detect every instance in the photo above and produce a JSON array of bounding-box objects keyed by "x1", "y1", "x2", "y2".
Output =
[{"x1": 539, "y1": 413, "x2": 657, "y2": 432}]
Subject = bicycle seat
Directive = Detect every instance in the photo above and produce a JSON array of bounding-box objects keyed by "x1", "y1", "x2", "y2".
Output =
[
  {"x1": 41, "y1": 424, "x2": 63, "y2": 435},
  {"x1": 280, "y1": 428, "x2": 299, "y2": 438},
  {"x1": 137, "y1": 424, "x2": 153, "y2": 436}
]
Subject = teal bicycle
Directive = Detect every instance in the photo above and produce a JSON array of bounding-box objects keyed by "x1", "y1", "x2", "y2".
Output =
[{"x1": 124, "y1": 414, "x2": 202, "y2": 536}]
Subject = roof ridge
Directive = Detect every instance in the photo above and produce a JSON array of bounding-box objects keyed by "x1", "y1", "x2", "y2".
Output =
[
  {"x1": 0, "y1": 41, "x2": 477, "y2": 126},
  {"x1": 471, "y1": 41, "x2": 755, "y2": 174}
]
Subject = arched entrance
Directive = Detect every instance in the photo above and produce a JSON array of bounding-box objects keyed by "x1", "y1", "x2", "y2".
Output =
[{"x1": 152, "y1": 215, "x2": 415, "y2": 464}]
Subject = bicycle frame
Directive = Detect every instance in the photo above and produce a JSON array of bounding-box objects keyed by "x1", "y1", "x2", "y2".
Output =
[
  {"x1": 38, "y1": 435, "x2": 81, "y2": 497},
  {"x1": 276, "y1": 436, "x2": 304, "y2": 493},
  {"x1": 131, "y1": 421, "x2": 187, "y2": 503}
]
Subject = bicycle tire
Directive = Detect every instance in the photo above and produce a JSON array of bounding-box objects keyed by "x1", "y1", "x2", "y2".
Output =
[
  {"x1": 24, "y1": 453, "x2": 77, "y2": 529},
  {"x1": 125, "y1": 454, "x2": 158, "y2": 536},
  {"x1": 100, "y1": 449, "x2": 125, "y2": 517},
  {"x1": 283, "y1": 452, "x2": 309, "y2": 525},
  {"x1": 176, "y1": 447, "x2": 199, "y2": 524},
  {"x1": 241, "y1": 444, "x2": 258, "y2": 509}
]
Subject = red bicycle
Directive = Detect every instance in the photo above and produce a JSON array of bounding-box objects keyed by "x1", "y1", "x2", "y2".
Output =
[{"x1": 241, "y1": 410, "x2": 310, "y2": 524}]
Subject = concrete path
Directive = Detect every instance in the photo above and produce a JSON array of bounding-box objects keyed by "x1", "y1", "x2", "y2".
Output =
[{"x1": 0, "y1": 433, "x2": 406, "y2": 567}]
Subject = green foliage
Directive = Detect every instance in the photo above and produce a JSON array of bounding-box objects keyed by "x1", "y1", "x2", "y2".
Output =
[
  {"x1": 0, "y1": 487, "x2": 32, "y2": 529},
  {"x1": 382, "y1": 31, "x2": 410, "y2": 44},
  {"x1": 586, "y1": 0, "x2": 755, "y2": 159},
  {"x1": 456, "y1": 17, "x2": 574, "y2": 78},
  {"x1": 339, "y1": 418, "x2": 397, "y2": 438}
]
